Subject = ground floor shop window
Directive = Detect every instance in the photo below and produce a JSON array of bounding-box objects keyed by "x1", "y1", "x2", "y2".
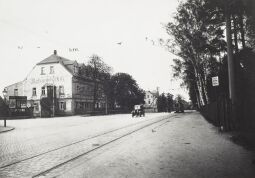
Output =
[{"x1": 75, "y1": 102, "x2": 93, "y2": 110}]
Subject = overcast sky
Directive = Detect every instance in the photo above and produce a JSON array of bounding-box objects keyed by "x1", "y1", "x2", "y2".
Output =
[{"x1": 0, "y1": 0, "x2": 189, "y2": 100}]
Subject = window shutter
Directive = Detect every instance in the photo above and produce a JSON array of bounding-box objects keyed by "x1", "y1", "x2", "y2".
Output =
[{"x1": 63, "y1": 102, "x2": 66, "y2": 110}]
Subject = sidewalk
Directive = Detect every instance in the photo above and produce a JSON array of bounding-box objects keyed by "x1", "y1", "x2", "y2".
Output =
[
  {"x1": 0, "y1": 125, "x2": 14, "y2": 133},
  {"x1": 48, "y1": 111, "x2": 255, "y2": 178}
]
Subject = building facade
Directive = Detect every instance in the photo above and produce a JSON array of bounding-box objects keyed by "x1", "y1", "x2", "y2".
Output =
[
  {"x1": 144, "y1": 91, "x2": 158, "y2": 112},
  {"x1": 4, "y1": 50, "x2": 106, "y2": 117}
]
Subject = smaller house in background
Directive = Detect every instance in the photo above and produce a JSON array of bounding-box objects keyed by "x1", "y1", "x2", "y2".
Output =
[{"x1": 144, "y1": 90, "x2": 158, "y2": 112}]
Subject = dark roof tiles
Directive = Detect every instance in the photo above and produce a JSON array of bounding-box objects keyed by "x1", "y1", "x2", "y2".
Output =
[
  {"x1": 37, "y1": 54, "x2": 78, "y2": 74},
  {"x1": 37, "y1": 54, "x2": 73, "y2": 65}
]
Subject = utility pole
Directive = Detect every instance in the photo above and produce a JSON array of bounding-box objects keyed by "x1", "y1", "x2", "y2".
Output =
[
  {"x1": 105, "y1": 95, "x2": 108, "y2": 115},
  {"x1": 52, "y1": 84, "x2": 55, "y2": 117},
  {"x1": 225, "y1": 4, "x2": 236, "y2": 104},
  {"x1": 2, "y1": 89, "x2": 7, "y2": 127},
  {"x1": 225, "y1": 2, "x2": 237, "y2": 129}
]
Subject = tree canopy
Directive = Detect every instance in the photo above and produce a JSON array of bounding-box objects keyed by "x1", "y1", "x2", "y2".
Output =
[
  {"x1": 110, "y1": 73, "x2": 145, "y2": 111},
  {"x1": 165, "y1": 0, "x2": 255, "y2": 108}
]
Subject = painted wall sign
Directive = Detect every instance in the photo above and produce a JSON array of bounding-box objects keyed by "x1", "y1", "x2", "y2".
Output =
[{"x1": 30, "y1": 76, "x2": 65, "y2": 84}]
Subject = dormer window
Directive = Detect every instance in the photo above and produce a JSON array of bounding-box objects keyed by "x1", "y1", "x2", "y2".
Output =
[{"x1": 50, "y1": 66, "x2": 54, "y2": 74}]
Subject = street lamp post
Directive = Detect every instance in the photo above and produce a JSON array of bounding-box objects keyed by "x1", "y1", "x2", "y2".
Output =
[
  {"x1": 52, "y1": 84, "x2": 55, "y2": 117},
  {"x1": 2, "y1": 89, "x2": 7, "y2": 127}
]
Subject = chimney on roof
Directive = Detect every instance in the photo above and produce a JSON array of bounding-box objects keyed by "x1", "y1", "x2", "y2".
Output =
[{"x1": 54, "y1": 50, "x2": 57, "y2": 55}]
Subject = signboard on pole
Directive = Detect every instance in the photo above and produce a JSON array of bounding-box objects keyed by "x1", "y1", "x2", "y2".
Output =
[{"x1": 212, "y1": 76, "x2": 219, "y2": 86}]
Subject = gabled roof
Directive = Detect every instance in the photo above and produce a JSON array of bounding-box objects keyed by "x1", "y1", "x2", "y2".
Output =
[
  {"x1": 37, "y1": 51, "x2": 77, "y2": 75},
  {"x1": 146, "y1": 90, "x2": 157, "y2": 96},
  {"x1": 36, "y1": 51, "x2": 96, "y2": 81},
  {"x1": 37, "y1": 54, "x2": 73, "y2": 65}
]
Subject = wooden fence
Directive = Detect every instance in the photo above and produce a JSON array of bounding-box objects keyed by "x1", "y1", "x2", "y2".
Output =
[{"x1": 200, "y1": 97, "x2": 235, "y2": 131}]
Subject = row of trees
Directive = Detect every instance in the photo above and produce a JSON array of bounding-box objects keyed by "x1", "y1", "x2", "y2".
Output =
[
  {"x1": 79, "y1": 54, "x2": 145, "y2": 112},
  {"x1": 157, "y1": 93, "x2": 192, "y2": 112},
  {"x1": 165, "y1": 0, "x2": 255, "y2": 109},
  {"x1": 157, "y1": 93, "x2": 174, "y2": 112},
  {"x1": 79, "y1": 55, "x2": 192, "y2": 113}
]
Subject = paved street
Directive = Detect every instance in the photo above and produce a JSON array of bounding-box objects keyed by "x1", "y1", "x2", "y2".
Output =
[{"x1": 0, "y1": 112, "x2": 255, "y2": 178}]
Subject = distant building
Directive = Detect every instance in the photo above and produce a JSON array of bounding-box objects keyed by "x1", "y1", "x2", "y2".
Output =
[
  {"x1": 144, "y1": 91, "x2": 158, "y2": 112},
  {"x1": 4, "y1": 50, "x2": 105, "y2": 117}
]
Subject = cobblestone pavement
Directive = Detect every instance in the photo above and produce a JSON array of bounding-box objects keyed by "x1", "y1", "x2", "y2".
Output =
[
  {"x1": 0, "y1": 113, "x2": 169, "y2": 177},
  {"x1": 44, "y1": 111, "x2": 255, "y2": 178},
  {"x1": 1, "y1": 112, "x2": 255, "y2": 178}
]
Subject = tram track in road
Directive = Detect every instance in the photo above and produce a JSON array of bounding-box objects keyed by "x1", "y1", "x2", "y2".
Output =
[
  {"x1": 0, "y1": 114, "x2": 176, "y2": 170},
  {"x1": 32, "y1": 114, "x2": 176, "y2": 178},
  {"x1": 0, "y1": 114, "x2": 177, "y2": 177}
]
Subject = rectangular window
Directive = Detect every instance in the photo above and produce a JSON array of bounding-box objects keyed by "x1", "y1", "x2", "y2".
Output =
[
  {"x1": 85, "y1": 103, "x2": 88, "y2": 108},
  {"x1": 59, "y1": 102, "x2": 66, "y2": 110},
  {"x1": 9, "y1": 99, "x2": 16, "y2": 108},
  {"x1": 41, "y1": 67, "x2": 45, "y2": 75},
  {"x1": 50, "y1": 66, "x2": 54, "y2": 74},
  {"x1": 59, "y1": 86, "x2": 64, "y2": 95},
  {"x1": 14, "y1": 89, "x2": 18, "y2": 96},
  {"x1": 34, "y1": 103, "x2": 39, "y2": 111},
  {"x1": 32, "y1": 88, "x2": 36, "y2": 96},
  {"x1": 41, "y1": 87, "x2": 45, "y2": 95}
]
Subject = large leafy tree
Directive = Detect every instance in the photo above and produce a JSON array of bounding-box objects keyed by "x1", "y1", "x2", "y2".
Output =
[
  {"x1": 85, "y1": 54, "x2": 112, "y2": 111},
  {"x1": 166, "y1": 0, "x2": 255, "y2": 129},
  {"x1": 110, "y1": 73, "x2": 145, "y2": 111},
  {"x1": 166, "y1": 0, "x2": 226, "y2": 107}
]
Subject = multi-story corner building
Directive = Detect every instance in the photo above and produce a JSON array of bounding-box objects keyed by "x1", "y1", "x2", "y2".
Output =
[
  {"x1": 144, "y1": 90, "x2": 158, "y2": 112},
  {"x1": 4, "y1": 50, "x2": 105, "y2": 117}
]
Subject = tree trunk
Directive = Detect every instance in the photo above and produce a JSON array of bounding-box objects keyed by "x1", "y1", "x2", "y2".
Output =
[
  {"x1": 189, "y1": 58, "x2": 205, "y2": 107},
  {"x1": 92, "y1": 82, "x2": 98, "y2": 111},
  {"x1": 198, "y1": 72, "x2": 208, "y2": 105},
  {"x1": 232, "y1": 15, "x2": 239, "y2": 53},
  {"x1": 194, "y1": 67, "x2": 205, "y2": 106},
  {"x1": 239, "y1": 13, "x2": 246, "y2": 48},
  {"x1": 194, "y1": 84, "x2": 201, "y2": 109}
]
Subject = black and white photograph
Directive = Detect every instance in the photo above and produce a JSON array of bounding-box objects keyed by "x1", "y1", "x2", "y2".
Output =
[{"x1": 0, "y1": 0, "x2": 255, "y2": 177}]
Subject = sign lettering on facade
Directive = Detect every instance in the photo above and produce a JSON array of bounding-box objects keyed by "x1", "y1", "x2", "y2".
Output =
[
  {"x1": 30, "y1": 76, "x2": 65, "y2": 84},
  {"x1": 212, "y1": 76, "x2": 219, "y2": 86}
]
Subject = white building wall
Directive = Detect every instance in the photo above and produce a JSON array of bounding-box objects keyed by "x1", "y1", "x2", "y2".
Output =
[
  {"x1": 144, "y1": 91, "x2": 157, "y2": 110},
  {"x1": 24, "y1": 63, "x2": 73, "y2": 100},
  {"x1": 5, "y1": 81, "x2": 25, "y2": 98}
]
